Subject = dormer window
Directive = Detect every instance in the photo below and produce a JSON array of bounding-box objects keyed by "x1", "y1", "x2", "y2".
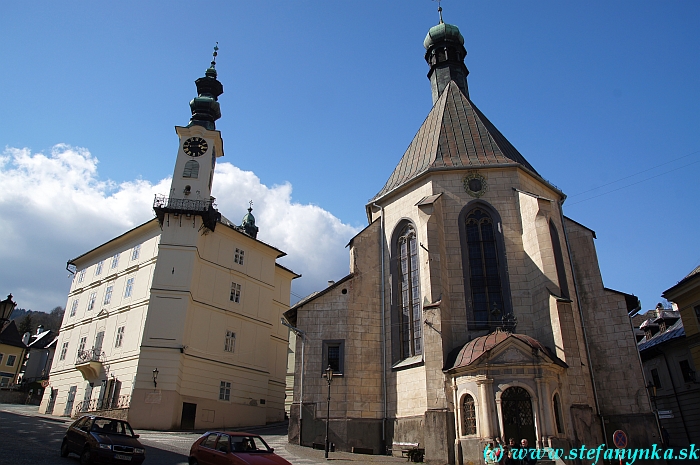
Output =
[
  {"x1": 659, "y1": 321, "x2": 667, "y2": 333},
  {"x1": 644, "y1": 329, "x2": 653, "y2": 340}
]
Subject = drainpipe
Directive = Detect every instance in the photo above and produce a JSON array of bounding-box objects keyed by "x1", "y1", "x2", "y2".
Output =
[
  {"x1": 558, "y1": 201, "x2": 608, "y2": 446},
  {"x1": 282, "y1": 318, "x2": 306, "y2": 445},
  {"x1": 373, "y1": 202, "x2": 387, "y2": 454}
]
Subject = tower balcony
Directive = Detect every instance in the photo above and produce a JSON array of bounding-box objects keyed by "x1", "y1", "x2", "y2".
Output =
[
  {"x1": 153, "y1": 194, "x2": 221, "y2": 231},
  {"x1": 75, "y1": 348, "x2": 105, "y2": 382}
]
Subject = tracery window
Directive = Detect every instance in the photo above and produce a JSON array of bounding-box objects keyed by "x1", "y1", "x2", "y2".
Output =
[
  {"x1": 183, "y1": 160, "x2": 199, "y2": 178},
  {"x1": 463, "y1": 207, "x2": 507, "y2": 328},
  {"x1": 398, "y1": 224, "x2": 422, "y2": 358},
  {"x1": 462, "y1": 394, "x2": 477, "y2": 435}
]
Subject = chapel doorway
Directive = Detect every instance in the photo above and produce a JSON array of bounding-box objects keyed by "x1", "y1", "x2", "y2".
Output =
[{"x1": 501, "y1": 387, "x2": 536, "y2": 445}]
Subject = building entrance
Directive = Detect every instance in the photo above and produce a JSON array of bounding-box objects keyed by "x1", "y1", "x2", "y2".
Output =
[{"x1": 501, "y1": 387, "x2": 536, "y2": 445}]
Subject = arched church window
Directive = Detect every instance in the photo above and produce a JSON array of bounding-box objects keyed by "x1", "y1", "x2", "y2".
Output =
[
  {"x1": 398, "y1": 224, "x2": 422, "y2": 358},
  {"x1": 553, "y1": 393, "x2": 564, "y2": 434},
  {"x1": 461, "y1": 206, "x2": 509, "y2": 329},
  {"x1": 549, "y1": 221, "x2": 569, "y2": 298},
  {"x1": 462, "y1": 394, "x2": 476, "y2": 435},
  {"x1": 183, "y1": 160, "x2": 199, "y2": 178}
]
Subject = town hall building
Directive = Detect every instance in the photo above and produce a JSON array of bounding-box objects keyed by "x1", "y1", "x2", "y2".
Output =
[
  {"x1": 284, "y1": 12, "x2": 658, "y2": 464},
  {"x1": 42, "y1": 52, "x2": 299, "y2": 430}
]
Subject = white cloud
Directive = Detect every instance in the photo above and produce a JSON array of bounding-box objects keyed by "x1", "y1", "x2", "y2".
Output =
[{"x1": 0, "y1": 145, "x2": 359, "y2": 312}]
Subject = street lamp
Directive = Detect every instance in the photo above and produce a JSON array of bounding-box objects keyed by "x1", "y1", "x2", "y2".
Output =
[
  {"x1": 152, "y1": 368, "x2": 159, "y2": 389},
  {"x1": 0, "y1": 294, "x2": 17, "y2": 324},
  {"x1": 324, "y1": 365, "x2": 334, "y2": 459}
]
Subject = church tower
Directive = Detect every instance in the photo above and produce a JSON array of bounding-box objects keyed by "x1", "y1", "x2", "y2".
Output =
[{"x1": 154, "y1": 46, "x2": 224, "y2": 232}]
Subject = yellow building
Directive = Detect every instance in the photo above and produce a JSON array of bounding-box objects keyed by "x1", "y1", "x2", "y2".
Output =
[
  {"x1": 663, "y1": 266, "x2": 700, "y2": 388},
  {"x1": 42, "y1": 55, "x2": 299, "y2": 429},
  {"x1": 0, "y1": 320, "x2": 27, "y2": 387}
]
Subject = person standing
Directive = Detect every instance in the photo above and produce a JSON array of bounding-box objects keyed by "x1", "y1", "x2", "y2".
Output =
[{"x1": 520, "y1": 439, "x2": 538, "y2": 465}]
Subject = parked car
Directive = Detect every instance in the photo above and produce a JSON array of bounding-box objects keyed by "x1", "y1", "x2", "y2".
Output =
[
  {"x1": 60, "y1": 415, "x2": 146, "y2": 464},
  {"x1": 189, "y1": 431, "x2": 291, "y2": 465}
]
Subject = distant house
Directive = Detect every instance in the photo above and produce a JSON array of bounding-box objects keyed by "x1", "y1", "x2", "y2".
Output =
[
  {"x1": 0, "y1": 320, "x2": 27, "y2": 387},
  {"x1": 21, "y1": 326, "x2": 57, "y2": 385}
]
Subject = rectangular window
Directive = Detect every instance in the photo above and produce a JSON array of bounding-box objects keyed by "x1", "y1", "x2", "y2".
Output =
[
  {"x1": 115, "y1": 326, "x2": 125, "y2": 348},
  {"x1": 78, "y1": 337, "x2": 87, "y2": 356},
  {"x1": 124, "y1": 277, "x2": 134, "y2": 298},
  {"x1": 70, "y1": 299, "x2": 79, "y2": 317},
  {"x1": 59, "y1": 342, "x2": 69, "y2": 361},
  {"x1": 224, "y1": 330, "x2": 236, "y2": 353},
  {"x1": 235, "y1": 248, "x2": 245, "y2": 265},
  {"x1": 77, "y1": 269, "x2": 86, "y2": 283},
  {"x1": 219, "y1": 381, "x2": 231, "y2": 401},
  {"x1": 322, "y1": 340, "x2": 344, "y2": 375},
  {"x1": 651, "y1": 368, "x2": 662, "y2": 388},
  {"x1": 695, "y1": 305, "x2": 700, "y2": 325},
  {"x1": 110, "y1": 253, "x2": 120, "y2": 269},
  {"x1": 131, "y1": 244, "x2": 141, "y2": 261},
  {"x1": 679, "y1": 360, "x2": 695, "y2": 383},
  {"x1": 104, "y1": 285, "x2": 113, "y2": 305},
  {"x1": 0, "y1": 354, "x2": 3, "y2": 364},
  {"x1": 230, "y1": 282, "x2": 241, "y2": 303},
  {"x1": 95, "y1": 260, "x2": 104, "y2": 276},
  {"x1": 6, "y1": 355, "x2": 16, "y2": 367},
  {"x1": 87, "y1": 292, "x2": 97, "y2": 311}
]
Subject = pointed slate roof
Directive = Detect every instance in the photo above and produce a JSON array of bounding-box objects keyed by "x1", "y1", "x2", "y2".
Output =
[{"x1": 371, "y1": 81, "x2": 539, "y2": 201}]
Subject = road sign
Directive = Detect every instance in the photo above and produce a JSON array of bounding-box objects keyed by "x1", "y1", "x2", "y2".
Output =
[
  {"x1": 657, "y1": 410, "x2": 672, "y2": 415},
  {"x1": 613, "y1": 430, "x2": 628, "y2": 449},
  {"x1": 658, "y1": 413, "x2": 674, "y2": 419}
]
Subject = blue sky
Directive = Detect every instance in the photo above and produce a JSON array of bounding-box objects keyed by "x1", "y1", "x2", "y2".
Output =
[{"x1": 1, "y1": 1, "x2": 698, "y2": 313}]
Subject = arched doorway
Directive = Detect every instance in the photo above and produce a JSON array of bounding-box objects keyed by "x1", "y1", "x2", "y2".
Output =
[{"x1": 501, "y1": 387, "x2": 536, "y2": 445}]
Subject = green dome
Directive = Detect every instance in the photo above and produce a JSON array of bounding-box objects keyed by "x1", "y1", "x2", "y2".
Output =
[{"x1": 423, "y1": 22, "x2": 464, "y2": 50}]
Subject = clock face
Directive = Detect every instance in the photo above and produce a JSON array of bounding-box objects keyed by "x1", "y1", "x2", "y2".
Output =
[{"x1": 183, "y1": 137, "x2": 208, "y2": 157}]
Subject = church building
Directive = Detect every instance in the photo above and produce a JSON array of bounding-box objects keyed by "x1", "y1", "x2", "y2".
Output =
[
  {"x1": 285, "y1": 13, "x2": 658, "y2": 463},
  {"x1": 42, "y1": 52, "x2": 299, "y2": 430}
]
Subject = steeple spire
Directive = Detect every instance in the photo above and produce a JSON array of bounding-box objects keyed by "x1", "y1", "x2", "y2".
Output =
[
  {"x1": 189, "y1": 43, "x2": 224, "y2": 130},
  {"x1": 423, "y1": 14, "x2": 469, "y2": 103}
]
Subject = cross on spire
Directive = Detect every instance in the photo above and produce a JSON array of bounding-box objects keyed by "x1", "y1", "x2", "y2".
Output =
[
  {"x1": 211, "y1": 42, "x2": 219, "y2": 68},
  {"x1": 433, "y1": 0, "x2": 444, "y2": 23}
]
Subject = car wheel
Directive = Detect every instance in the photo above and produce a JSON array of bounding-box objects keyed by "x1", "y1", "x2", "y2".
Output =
[
  {"x1": 60, "y1": 440, "x2": 70, "y2": 458},
  {"x1": 80, "y1": 447, "x2": 92, "y2": 465}
]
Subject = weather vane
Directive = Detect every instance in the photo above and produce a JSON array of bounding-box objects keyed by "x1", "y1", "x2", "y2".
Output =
[
  {"x1": 432, "y1": 0, "x2": 444, "y2": 23},
  {"x1": 248, "y1": 200, "x2": 254, "y2": 211},
  {"x1": 211, "y1": 42, "x2": 219, "y2": 68}
]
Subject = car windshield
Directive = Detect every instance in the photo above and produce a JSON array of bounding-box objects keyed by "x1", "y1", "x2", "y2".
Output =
[
  {"x1": 230, "y1": 436, "x2": 272, "y2": 453},
  {"x1": 91, "y1": 418, "x2": 135, "y2": 436}
]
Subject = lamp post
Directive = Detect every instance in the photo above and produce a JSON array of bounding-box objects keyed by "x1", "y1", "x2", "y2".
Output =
[
  {"x1": 324, "y1": 365, "x2": 334, "y2": 459},
  {"x1": 281, "y1": 318, "x2": 306, "y2": 445},
  {"x1": 152, "y1": 368, "x2": 159, "y2": 389},
  {"x1": 0, "y1": 294, "x2": 17, "y2": 325}
]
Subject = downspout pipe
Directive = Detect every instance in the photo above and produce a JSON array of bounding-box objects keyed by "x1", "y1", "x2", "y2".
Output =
[
  {"x1": 373, "y1": 202, "x2": 387, "y2": 454},
  {"x1": 559, "y1": 201, "x2": 608, "y2": 446}
]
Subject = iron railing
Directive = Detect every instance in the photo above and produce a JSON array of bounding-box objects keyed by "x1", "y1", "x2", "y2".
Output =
[
  {"x1": 74, "y1": 394, "x2": 131, "y2": 415},
  {"x1": 153, "y1": 195, "x2": 215, "y2": 212},
  {"x1": 75, "y1": 348, "x2": 105, "y2": 365}
]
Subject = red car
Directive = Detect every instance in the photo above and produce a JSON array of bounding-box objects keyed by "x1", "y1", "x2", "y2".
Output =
[{"x1": 189, "y1": 431, "x2": 291, "y2": 465}]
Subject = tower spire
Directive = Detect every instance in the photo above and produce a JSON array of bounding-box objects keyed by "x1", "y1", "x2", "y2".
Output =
[
  {"x1": 423, "y1": 14, "x2": 469, "y2": 103},
  {"x1": 189, "y1": 44, "x2": 224, "y2": 130}
]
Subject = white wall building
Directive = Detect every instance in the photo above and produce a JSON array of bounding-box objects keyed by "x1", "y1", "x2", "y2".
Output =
[{"x1": 41, "y1": 54, "x2": 299, "y2": 430}]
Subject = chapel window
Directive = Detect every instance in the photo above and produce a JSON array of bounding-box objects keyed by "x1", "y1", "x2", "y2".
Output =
[
  {"x1": 553, "y1": 393, "x2": 564, "y2": 434},
  {"x1": 463, "y1": 207, "x2": 508, "y2": 328},
  {"x1": 397, "y1": 224, "x2": 422, "y2": 358},
  {"x1": 462, "y1": 394, "x2": 476, "y2": 435}
]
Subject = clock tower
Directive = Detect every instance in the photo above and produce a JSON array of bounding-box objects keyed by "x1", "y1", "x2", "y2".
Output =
[{"x1": 154, "y1": 46, "x2": 224, "y2": 232}]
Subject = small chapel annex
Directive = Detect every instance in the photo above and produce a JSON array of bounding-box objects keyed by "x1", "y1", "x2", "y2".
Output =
[
  {"x1": 42, "y1": 53, "x2": 299, "y2": 430},
  {"x1": 284, "y1": 13, "x2": 658, "y2": 464}
]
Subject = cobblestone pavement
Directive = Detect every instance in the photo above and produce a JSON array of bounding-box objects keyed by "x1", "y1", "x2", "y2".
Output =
[{"x1": 0, "y1": 403, "x2": 407, "y2": 465}]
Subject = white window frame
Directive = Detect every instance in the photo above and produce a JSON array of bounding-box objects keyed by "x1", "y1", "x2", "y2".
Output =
[
  {"x1": 124, "y1": 277, "x2": 135, "y2": 298},
  {"x1": 235, "y1": 248, "x2": 245, "y2": 265},
  {"x1": 78, "y1": 337, "x2": 87, "y2": 356},
  {"x1": 6, "y1": 354, "x2": 16, "y2": 367},
  {"x1": 95, "y1": 260, "x2": 104, "y2": 276},
  {"x1": 77, "y1": 269, "x2": 86, "y2": 283},
  {"x1": 230, "y1": 282, "x2": 241, "y2": 303},
  {"x1": 110, "y1": 253, "x2": 120, "y2": 269},
  {"x1": 70, "y1": 299, "x2": 79, "y2": 317},
  {"x1": 131, "y1": 244, "x2": 141, "y2": 261},
  {"x1": 115, "y1": 326, "x2": 125, "y2": 348},
  {"x1": 87, "y1": 292, "x2": 97, "y2": 311},
  {"x1": 59, "y1": 342, "x2": 69, "y2": 361},
  {"x1": 104, "y1": 285, "x2": 113, "y2": 305},
  {"x1": 224, "y1": 330, "x2": 236, "y2": 353},
  {"x1": 219, "y1": 381, "x2": 231, "y2": 401}
]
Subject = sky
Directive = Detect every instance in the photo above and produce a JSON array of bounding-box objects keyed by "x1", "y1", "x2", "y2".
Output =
[{"x1": 1, "y1": 1, "x2": 698, "y2": 314}]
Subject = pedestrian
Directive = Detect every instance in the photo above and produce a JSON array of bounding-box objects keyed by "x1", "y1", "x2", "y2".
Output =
[
  {"x1": 504, "y1": 438, "x2": 519, "y2": 465},
  {"x1": 520, "y1": 439, "x2": 537, "y2": 465},
  {"x1": 485, "y1": 442, "x2": 497, "y2": 465}
]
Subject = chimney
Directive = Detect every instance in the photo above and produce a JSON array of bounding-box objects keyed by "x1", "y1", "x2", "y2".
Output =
[
  {"x1": 328, "y1": 281, "x2": 335, "y2": 287},
  {"x1": 36, "y1": 325, "x2": 44, "y2": 334}
]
